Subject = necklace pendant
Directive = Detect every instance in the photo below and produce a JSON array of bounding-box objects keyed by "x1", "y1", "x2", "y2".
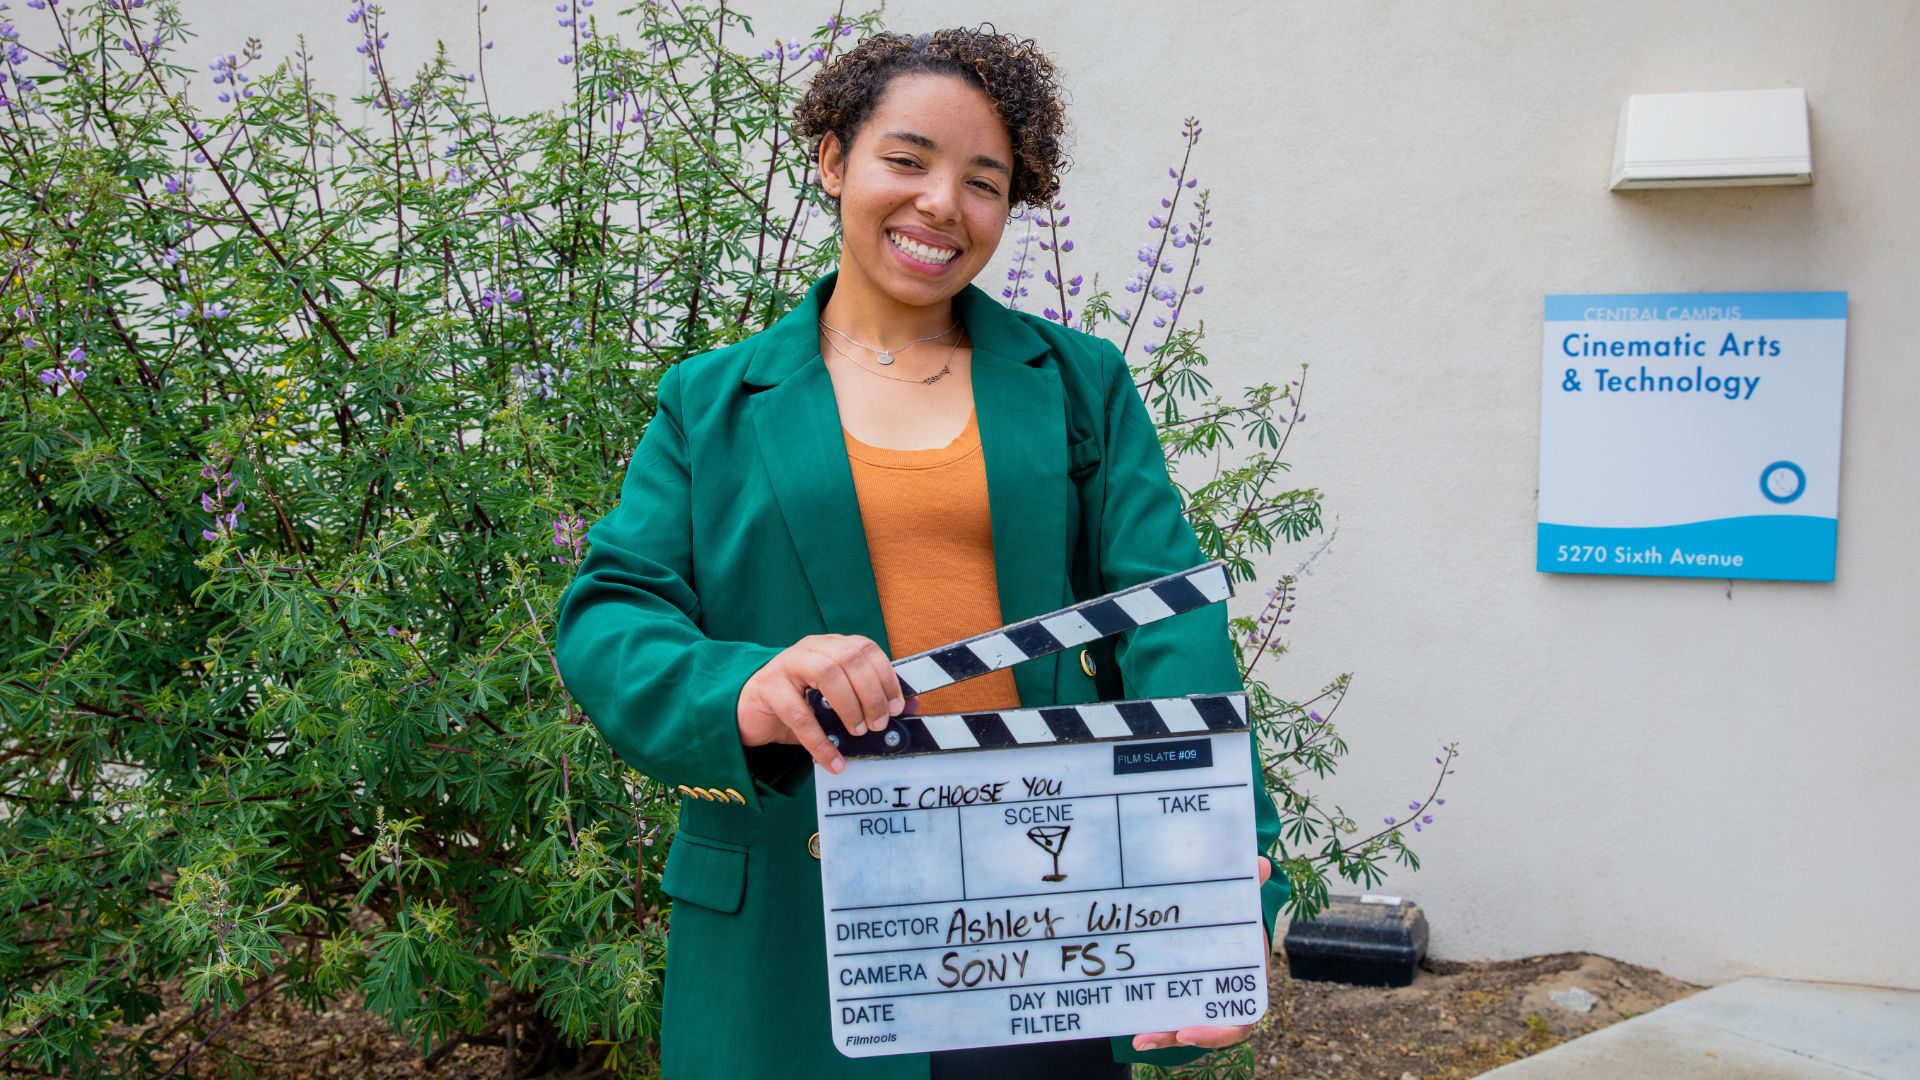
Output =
[{"x1": 876, "y1": 350, "x2": 895, "y2": 366}]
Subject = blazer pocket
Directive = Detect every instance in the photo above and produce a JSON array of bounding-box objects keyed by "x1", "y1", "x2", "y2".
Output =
[
  {"x1": 660, "y1": 831, "x2": 748, "y2": 914},
  {"x1": 1067, "y1": 432, "x2": 1102, "y2": 478}
]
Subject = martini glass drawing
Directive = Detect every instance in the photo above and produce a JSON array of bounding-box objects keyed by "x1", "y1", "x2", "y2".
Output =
[{"x1": 1026, "y1": 825, "x2": 1071, "y2": 882}]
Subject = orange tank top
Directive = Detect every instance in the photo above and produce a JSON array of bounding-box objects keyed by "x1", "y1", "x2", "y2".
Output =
[{"x1": 842, "y1": 406, "x2": 1022, "y2": 714}]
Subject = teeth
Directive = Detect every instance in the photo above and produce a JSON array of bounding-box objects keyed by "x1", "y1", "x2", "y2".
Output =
[{"x1": 890, "y1": 230, "x2": 956, "y2": 264}]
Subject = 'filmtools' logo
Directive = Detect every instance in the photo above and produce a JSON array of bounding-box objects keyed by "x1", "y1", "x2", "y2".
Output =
[{"x1": 1760, "y1": 460, "x2": 1806, "y2": 504}]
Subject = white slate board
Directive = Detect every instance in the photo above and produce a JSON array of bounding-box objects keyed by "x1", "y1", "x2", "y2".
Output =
[{"x1": 814, "y1": 728, "x2": 1270, "y2": 1057}]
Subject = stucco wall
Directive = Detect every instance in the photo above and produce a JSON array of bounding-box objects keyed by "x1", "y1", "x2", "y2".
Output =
[{"x1": 173, "y1": 0, "x2": 1920, "y2": 989}]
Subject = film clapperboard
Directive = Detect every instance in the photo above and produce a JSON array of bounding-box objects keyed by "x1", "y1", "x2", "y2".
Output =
[{"x1": 806, "y1": 560, "x2": 1271, "y2": 1057}]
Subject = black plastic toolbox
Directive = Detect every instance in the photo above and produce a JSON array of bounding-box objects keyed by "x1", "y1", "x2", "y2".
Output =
[{"x1": 1282, "y1": 894, "x2": 1429, "y2": 987}]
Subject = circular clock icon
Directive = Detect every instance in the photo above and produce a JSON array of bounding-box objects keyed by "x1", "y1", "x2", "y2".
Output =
[{"x1": 1760, "y1": 460, "x2": 1806, "y2": 504}]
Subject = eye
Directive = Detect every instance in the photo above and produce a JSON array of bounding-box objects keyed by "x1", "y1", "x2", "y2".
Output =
[{"x1": 886, "y1": 156, "x2": 1001, "y2": 196}]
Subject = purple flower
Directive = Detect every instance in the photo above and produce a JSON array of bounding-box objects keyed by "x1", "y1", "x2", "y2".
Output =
[
  {"x1": 514, "y1": 360, "x2": 565, "y2": 399},
  {"x1": 197, "y1": 453, "x2": 243, "y2": 542},
  {"x1": 1409, "y1": 801, "x2": 1419, "y2": 811},
  {"x1": 550, "y1": 512, "x2": 588, "y2": 561},
  {"x1": 480, "y1": 283, "x2": 524, "y2": 309},
  {"x1": 1422, "y1": 815, "x2": 1433, "y2": 824},
  {"x1": 1384, "y1": 816, "x2": 1395, "y2": 826},
  {"x1": 38, "y1": 346, "x2": 88, "y2": 390}
]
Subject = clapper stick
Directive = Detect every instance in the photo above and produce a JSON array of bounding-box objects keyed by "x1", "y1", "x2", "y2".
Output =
[{"x1": 806, "y1": 560, "x2": 1237, "y2": 757}]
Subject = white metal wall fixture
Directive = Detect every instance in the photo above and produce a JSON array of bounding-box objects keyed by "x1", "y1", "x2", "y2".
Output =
[{"x1": 1610, "y1": 88, "x2": 1812, "y2": 190}]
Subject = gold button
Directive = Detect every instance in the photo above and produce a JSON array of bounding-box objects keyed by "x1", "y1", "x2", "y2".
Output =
[
  {"x1": 676, "y1": 784, "x2": 694, "y2": 798},
  {"x1": 724, "y1": 788, "x2": 744, "y2": 804},
  {"x1": 694, "y1": 787, "x2": 716, "y2": 801},
  {"x1": 806, "y1": 831, "x2": 821, "y2": 859},
  {"x1": 1079, "y1": 649, "x2": 1098, "y2": 678}
]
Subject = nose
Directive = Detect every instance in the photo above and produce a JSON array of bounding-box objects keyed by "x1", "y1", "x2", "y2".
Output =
[{"x1": 915, "y1": 168, "x2": 963, "y2": 223}]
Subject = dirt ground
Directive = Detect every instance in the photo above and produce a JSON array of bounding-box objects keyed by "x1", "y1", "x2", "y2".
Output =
[
  {"x1": 92, "y1": 950, "x2": 1697, "y2": 1078},
  {"x1": 1249, "y1": 950, "x2": 1701, "y2": 1079}
]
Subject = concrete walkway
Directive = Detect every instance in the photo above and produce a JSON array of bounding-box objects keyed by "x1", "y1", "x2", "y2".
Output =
[{"x1": 1479, "y1": 976, "x2": 1920, "y2": 1079}]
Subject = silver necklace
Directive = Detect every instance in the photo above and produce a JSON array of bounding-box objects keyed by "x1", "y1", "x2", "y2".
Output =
[
  {"x1": 819, "y1": 314, "x2": 959, "y2": 366},
  {"x1": 822, "y1": 326, "x2": 963, "y2": 385}
]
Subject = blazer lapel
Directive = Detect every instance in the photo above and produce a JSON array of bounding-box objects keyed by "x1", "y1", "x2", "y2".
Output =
[
  {"x1": 744, "y1": 269, "x2": 1066, "y2": 708},
  {"x1": 747, "y1": 306, "x2": 888, "y2": 651},
  {"x1": 968, "y1": 306, "x2": 1067, "y2": 712}
]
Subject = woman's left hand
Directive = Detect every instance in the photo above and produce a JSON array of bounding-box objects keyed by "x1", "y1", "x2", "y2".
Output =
[{"x1": 1128, "y1": 855, "x2": 1271, "y2": 1053}]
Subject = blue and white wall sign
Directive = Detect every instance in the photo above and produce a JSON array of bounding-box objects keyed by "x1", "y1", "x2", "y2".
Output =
[{"x1": 1538, "y1": 292, "x2": 1847, "y2": 581}]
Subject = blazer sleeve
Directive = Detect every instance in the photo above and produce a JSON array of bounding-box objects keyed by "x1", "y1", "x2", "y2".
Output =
[
  {"x1": 554, "y1": 362, "x2": 787, "y2": 813},
  {"x1": 1089, "y1": 339, "x2": 1292, "y2": 1067}
]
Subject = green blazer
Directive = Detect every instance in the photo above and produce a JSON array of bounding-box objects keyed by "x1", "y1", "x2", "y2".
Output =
[{"x1": 554, "y1": 268, "x2": 1289, "y2": 1079}]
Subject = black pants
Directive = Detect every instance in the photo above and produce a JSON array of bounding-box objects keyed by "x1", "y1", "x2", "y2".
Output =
[{"x1": 928, "y1": 1038, "x2": 1131, "y2": 1080}]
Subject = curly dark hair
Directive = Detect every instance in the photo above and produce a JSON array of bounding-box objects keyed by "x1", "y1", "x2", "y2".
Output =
[{"x1": 792, "y1": 25, "x2": 1072, "y2": 219}]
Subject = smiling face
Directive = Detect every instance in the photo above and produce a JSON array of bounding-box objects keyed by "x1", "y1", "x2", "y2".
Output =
[{"x1": 818, "y1": 71, "x2": 1015, "y2": 309}]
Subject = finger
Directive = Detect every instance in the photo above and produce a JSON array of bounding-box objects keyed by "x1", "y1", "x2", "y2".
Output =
[
  {"x1": 803, "y1": 646, "x2": 872, "y2": 737},
  {"x1": 902, "y1": 694, "x2": 921, "y2": 716},
  {"x1": 1130, "y1": 1030, "x2": 1177, "y2": 1051},
  {"x1": 1257, "y1": 855, "x2": 1271, "y2": 885},
  {"x1": 1174, "y1": 1024, "x2": 1251, "y2": 1048},
  {"x1": 849, "y1": 637, "x2": 902, "y2": 729},
  {"x1": 770, "y1": 677, "x2": 845, "y2": 774},
  {"x1": 840, "y1": 634, "x2": 898, "y2": 726}
]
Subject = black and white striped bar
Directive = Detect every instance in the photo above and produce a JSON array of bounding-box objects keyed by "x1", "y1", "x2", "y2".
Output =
[
  {"x1": 830, "y1": 692, "x2": 1247, "y2": 758},
  {"x1": 894, "y1": 560, "x2": 1231, "y2": 698},
  {"x1": 807, "y1": 560, "x2": 1236, "y2": 753}
]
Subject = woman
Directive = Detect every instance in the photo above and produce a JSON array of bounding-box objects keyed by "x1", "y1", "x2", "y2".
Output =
[{"x1": 554, "y1": 27, "x2": 1288, "y2": 1080}]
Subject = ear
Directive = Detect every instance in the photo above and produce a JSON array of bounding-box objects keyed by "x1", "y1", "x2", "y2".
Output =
[{"x1": 818, "y1": 131, "x2": 844, "y2": 198}]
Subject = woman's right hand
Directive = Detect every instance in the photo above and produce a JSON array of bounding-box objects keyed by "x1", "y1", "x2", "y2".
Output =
[{"x1": 736, "y1": 634, "x2": 918, "y2": 774}]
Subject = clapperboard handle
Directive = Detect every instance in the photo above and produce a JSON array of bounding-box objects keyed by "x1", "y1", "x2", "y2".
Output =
[{"x1": 807, "y1": 560, "x2": 1235, "y2": 757}]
